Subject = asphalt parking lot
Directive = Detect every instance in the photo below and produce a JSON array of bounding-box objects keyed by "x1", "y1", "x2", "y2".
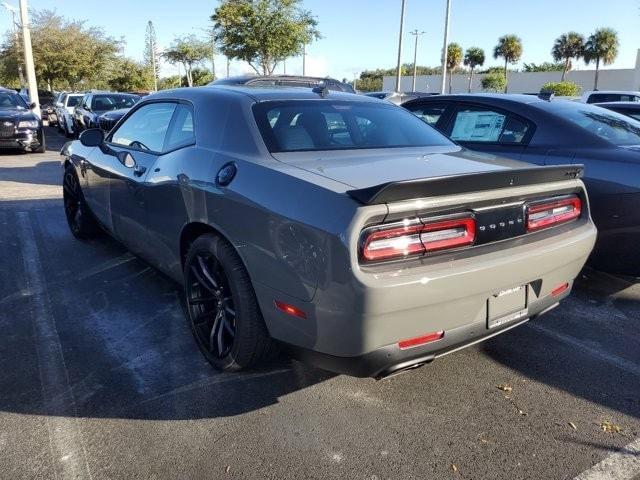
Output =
[{"x1": 1, "y1": 128, "x2": 639, "y2": 480}]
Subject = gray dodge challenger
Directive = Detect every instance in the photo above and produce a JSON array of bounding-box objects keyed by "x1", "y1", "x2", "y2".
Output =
[{"x1": 61, "y1": 86, "x2": 597, "y2": 378}]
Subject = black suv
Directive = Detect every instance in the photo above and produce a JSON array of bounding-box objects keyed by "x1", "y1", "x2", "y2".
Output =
[
  {"x1": 209, "y1": 75, "x2": 355, "y2": 93},
  {"x1": 73, "y1": 92, "x2": 139, "y2": 136},
  {"x1": 0, "y1": 88, "x2": 44, "y2": 153}
]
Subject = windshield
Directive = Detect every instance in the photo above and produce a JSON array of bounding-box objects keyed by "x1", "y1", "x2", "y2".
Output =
[
  {"x1": 547, "y1": 102, "x2": 640, "y2": 146},
  {"x1": 253, "y1": 100, "x2": 453, "y2": 152},
  {"x1": 67, "y1": 96, "x2": 82, "y2": 107},
  {"x1": 0, "y1": 91, "x2": 28, "y2": 110},
  {"x1": 92, "y1": 94, "x2": 139, "y2": 111}
]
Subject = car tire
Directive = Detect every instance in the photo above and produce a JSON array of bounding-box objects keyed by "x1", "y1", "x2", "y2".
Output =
[
  {"x1": 33, "y1": 130, "x2": 45, "y2": 153},
  {"x1": 63, "y1": 166, "x2": 101, "y2": 239},
  {"x1": 184, "y1": 233, "x2": 277, "y2": 372}
]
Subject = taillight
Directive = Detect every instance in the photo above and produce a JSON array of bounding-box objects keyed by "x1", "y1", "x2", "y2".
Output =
[
  {"x1": 526, "y1": 195, "x2": 581, "y2": 232},
  {"x1": 361, "y1": 216, "x2": 475, "y2": 262}
]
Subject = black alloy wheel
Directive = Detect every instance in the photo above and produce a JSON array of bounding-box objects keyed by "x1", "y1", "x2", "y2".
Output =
[
  {"x1": 186, "y1": 252, "x2": 237, "y2": 359},
  {"x1": 184, "y1": 234, "x2": 276, "y2": 371},
  {"x1": 62, "y1": 167, "x2": 99, "y2": 238}
]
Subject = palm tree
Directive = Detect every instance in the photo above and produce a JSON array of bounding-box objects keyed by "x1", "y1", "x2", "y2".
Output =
[
  {"x1": 463, "y1": 47, "x2": 485, "y2": 93},
  {"x1": 493, "y1": 34, "x2": 522, "y2": 92},
  {"x1": 552, "y1": 32, "x2": 585, "y2": 81},
  {"x1": 584, "y1": 28, "x2": 619, "y2": 90},
  {"x1": 446, "y1": 43, "x2": 463, "y2": 93}
]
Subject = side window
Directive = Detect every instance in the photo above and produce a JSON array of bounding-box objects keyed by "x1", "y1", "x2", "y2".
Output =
[
  {"x1": 405, "y1": 103, "x2": 448, "y2": 126},
  {"x1": 110, "y1": 103, "x2": 177, "y2": 153},
  {"x1": 450, "y1": 107, "x2": 530, "y2": 144},
  {"x1": 165, "y1": 104, "x2": 195, "y2": 150}
]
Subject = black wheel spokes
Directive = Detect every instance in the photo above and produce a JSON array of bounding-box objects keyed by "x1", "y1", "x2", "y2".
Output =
[
  {"x1": 63, "y1": 173, "x2": 81, "y2": 228},
  {"x1": 187, "y1": 254, "x2": 236, "y2": 358}
]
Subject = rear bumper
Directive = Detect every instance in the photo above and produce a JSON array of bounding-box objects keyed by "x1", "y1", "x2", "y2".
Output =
[{"x1": 257, "y1": 220, "x2": 596, "y2": 376}]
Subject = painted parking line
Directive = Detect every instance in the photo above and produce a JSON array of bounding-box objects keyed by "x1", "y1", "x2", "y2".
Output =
[
  {"x1": 528, "y1": 323, "x2": 640, "y2": 379},
  {"x1": 17, "y1": 211, "x2": 93, "y2": 480},
  {"x1": 574, "y1": 437, "x2": 640, "y2": 480}
]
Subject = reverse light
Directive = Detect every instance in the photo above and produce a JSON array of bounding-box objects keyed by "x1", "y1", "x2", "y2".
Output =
[
  {"x1": 275, "y1": 300, "x2": 307, "y2": 319},
  {"x1": 526, "y1": 196, "x2": 581, "y2": 232},
  {"x1": 398, "y1": 331, "x2": 444, "y2": 350},
  {"x1": 361, "y1": 216, "x2": 475, "y2": 262}
]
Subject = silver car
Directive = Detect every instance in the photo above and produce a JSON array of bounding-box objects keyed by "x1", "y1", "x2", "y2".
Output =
[{"x1": 61, "y1": 86, "x2": 596, "y2": 378}]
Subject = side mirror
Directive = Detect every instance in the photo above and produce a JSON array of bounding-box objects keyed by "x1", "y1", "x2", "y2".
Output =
[
  {"x1": 29, "y1": 102, "x2": 37, "y2": 110},
  {"x1": 117, "y1": 151, "x2": 136, "y2": 168},
  {"x1": 79, "y1": 128, "x2": 104, "y2": 147},
  {"x1": 56, "y1": 102, "x2": 63, "y2": 107}
]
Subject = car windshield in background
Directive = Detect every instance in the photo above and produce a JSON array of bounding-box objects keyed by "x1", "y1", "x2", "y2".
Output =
[
  {"x1": 254, "y1": 100, "x2": 452, "y2": 152},
  {"x1": 93, "y1": 94, "x2": 139, "y2": 111},
  {"x1": 67, "y1": 96, "x2": 82, "y2": 107},
  {"x1": 548, "y1": 102, "x2": 640, "y2": 146},
  {"x1": 0, "y1": 92, "x2": 28, "y2": 110}
]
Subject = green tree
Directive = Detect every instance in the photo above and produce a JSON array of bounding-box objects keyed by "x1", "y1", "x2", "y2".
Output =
[
  {"x1": 481, "y1": 72, "x2": 506, "y2": 92},
  {"x1": 144, "y1": 21, "x2": 160, "y2": 91},
  {"x1": 446, "y1": 43, "x2": 463, "y2": 93},
  {"x1": 212, "y1": 0, "x2": 320, "y2": 75},
  {"x1": 551, "y1": 32, "x2": 584, "y2": 81},
  {"x1": 158, "y1": 75, "x2": 181, "y2": 90},
  {"x1": 584, "y1": 28, "x2": 619, "y2": 90},
  {"x1": 522, "y1": 62, "x2": 565, "y2": 72},
  {"x1": 107, "y1": 58, "x2": 150, "y2": 92},
  {"x1": 540, "y1": 81, "x2": 581, "y2": 96},
  {"x1": 493, "y1": 34, "x2": 522, "y2": 92},
  {"x1": 463, "y1": 47, "x2": 484, "y2": 93},
  {"x1": 0, "y1": 10, "x2": 119, "y2": 91},
  {"x1": 182, "y1": 68, "x2": 214, "y2": 86},
  {"x1": 163, "y1": 35, "x2": 213, "y2": 87}
]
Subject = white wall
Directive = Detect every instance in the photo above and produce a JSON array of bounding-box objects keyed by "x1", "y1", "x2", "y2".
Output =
[{"x1": 382, "y1": 49, "x2": 640, "y2": 94}]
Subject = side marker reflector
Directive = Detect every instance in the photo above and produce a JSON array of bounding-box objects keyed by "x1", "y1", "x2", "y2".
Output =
[
  {"x1": 275, "y1": 300, "x2": 307, "y2": 319},
  {"x1": 551, "y1": 282, "x2": 569, "y2": 297},
  {"x1": 398, "y1": 331, "x2": 444, "y2": 350}
]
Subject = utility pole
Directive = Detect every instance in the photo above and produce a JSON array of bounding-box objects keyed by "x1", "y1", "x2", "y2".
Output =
[
  {"x1": 146, "y1": 21, "x2": 158, "y2": 91},
  {"x1": 302, "y1": 43, "x2": 306, "y2": 76},
  {"x1": 409, "y1": 30, "x2": 425, "y2": 92},
  {"x1": 394, "y1": 0, "x2": 406, "y2": 93},
  {"x1": 226, "y1": 57, "x2": 230, "y2": 77},
  {"x1": 18, "y1": 0, "x2": 38, "y2": 118},
  {"x1": 439, "y1": 0, "x2": 452, "y2": 94}
]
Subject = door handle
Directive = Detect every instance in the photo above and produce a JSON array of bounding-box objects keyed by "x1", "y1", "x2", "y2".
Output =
[{"x1": 133, "y1": 165, "x2": 147, "y2": 177}]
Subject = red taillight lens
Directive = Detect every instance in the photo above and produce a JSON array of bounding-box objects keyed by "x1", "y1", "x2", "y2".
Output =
[
  {"x1": 526, "y1": 196, "x2": 581, "y2": 232},
  {"x1": 361, "y1": 216, "x2": 475, "y2": 262}
]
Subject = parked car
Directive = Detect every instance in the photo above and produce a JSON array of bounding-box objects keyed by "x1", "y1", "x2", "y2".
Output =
[
  {"x1": 209, "y1": 75, "x2": 356, "y2": 93},
  {"x1": 60, "y1": 86, "x2": 595, "y2": 377},
  {"x1": 363, "y1": 91, "x2": 438, "y2": 105},
  {"x1": 55, "y1": 92, "x2": 83, "y2": 138},
  {"x1": 0, "y1": 87, "x2": 45, "y2": 153},
  {"x1": 97, "y1": 107, "x2": 130, "y2": 133},
  {"x1": 580, "y1": 90, "x2": 640, "y2": 104},
  {"x1": 595, "y1": 101, "x2": 640, "y2": 121},
  {"x1": 72, "y1": 92, "x2": 139, "y2": 136},
  {"x1": 403, "y1": 93, "x2": 640, "y2": 274}
]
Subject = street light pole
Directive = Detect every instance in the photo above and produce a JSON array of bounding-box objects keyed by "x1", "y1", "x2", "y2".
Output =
[
  {"x1": 18, "y1": 0, "x2": 38, "y2": 118},
  {"x1": 439, "y1": 0, "x2": 452, "y2": 95},
  {"x1": 394, "y1": 0, "x2": 406, "y2": 93},
  {"x1": 302, "y1": 43, "x2": 306, "y2": 76},
  {"x1": 409, "y1": 30, "x2": 425, "y2": 92}
]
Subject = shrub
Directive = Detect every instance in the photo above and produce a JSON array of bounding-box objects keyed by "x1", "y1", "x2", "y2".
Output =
[
  {"x1": 481, "y1": 72, "x2": 506, "y2": 92},
  {"x1": 540, "y1": 81, "x2": 581, "y2": 96}
]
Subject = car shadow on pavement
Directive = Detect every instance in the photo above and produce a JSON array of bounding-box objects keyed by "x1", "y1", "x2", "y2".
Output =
[
  {"x1": 482, "y1": 270, "x2": 640, "y2": 420},
  {"x1": 0, "y1": 161, "x2": 61, "y2": 187},
  {"x1": 0, "y1": 198, "x2": 335, "y2": 422}
]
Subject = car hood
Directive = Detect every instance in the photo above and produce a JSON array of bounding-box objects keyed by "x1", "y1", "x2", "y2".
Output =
[
  {"x1": 271, "y1": 146, "x2": 531, "y2": 189},
  {"x1": 99, "y1": 108, "x2": 130, "y2": 119},
  {"x1": 0, "y1": 109, "x2": 37, "y2": 122}
]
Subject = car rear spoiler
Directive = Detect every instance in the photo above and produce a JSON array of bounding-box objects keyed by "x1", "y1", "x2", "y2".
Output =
[{"x1": 346, "y1": 165, "x2": 584, "y2": 205}]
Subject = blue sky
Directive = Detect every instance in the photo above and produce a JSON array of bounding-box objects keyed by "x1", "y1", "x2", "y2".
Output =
[{"x1": 3, "y1": 0, "x2": 639, "y2": 80}]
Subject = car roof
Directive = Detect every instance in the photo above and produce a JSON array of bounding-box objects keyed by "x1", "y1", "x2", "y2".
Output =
[
  {"x1": 594, "y1": 101, "x2": 640, "y2": 107},
  {"x1": 211, "y1": 74, "x2": 346, "y2": 84},
  {"x1": 405, "y1": 93, "x2": 549, "y2": 106},
  {"x1": 200, "y1": 84, "x2": 378, "y2": 103}
]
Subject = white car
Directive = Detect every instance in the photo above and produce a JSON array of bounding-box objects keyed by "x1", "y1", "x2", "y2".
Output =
[
  {"x1": 580, "y1": 90, "x2": 640, "y2": 104},
  {"x1": 55, "y1": 92, "x2": 83, "y2": 138}
]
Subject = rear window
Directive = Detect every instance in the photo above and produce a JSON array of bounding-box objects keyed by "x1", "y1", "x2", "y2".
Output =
[
  {"x1": 547, "y1": 102, "x2": 640, "y2": 146},
  {"x1": 587, "y1": 93, "x2": 640, "y2": 103},
  {"x1": 253, "y1": 100, "x2": 452, "y2": 152}
]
